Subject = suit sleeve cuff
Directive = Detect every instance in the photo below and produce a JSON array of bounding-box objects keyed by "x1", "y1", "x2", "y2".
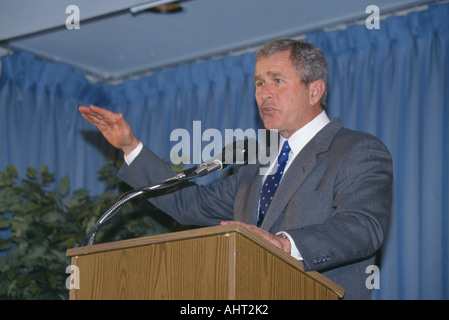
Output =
[
  {"x1": 276, "y1": 231, "x2": 303, "y2": 261},
  {"x1": 124, "y1": 141, "x2": 143, "y2": 165}
]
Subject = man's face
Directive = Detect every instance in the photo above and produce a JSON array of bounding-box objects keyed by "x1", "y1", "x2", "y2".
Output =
[{"x1": 254, "y1": 50, "x2": 320, "y2": 138}]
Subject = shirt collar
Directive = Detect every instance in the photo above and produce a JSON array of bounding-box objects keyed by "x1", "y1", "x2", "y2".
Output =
[{"x1": 279, "y1": 111, "x2": 330, "y2": 158}]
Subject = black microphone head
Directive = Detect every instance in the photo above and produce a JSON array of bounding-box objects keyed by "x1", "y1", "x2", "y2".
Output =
[{"x1": 220, "y1": 138, "x2": 258, "y2": 168}]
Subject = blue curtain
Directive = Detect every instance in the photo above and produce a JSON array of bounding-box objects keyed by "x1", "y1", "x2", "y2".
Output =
[{"x1": 1, "y1": 2, "x2": 448, "y2": 299}]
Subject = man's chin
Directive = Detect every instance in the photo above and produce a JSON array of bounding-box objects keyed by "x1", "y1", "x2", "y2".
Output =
[{"x1": 261, "y1": 121, "x2": 280, "y2": 132}]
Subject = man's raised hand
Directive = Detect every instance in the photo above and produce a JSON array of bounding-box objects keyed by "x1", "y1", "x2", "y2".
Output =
[{"x1": 79, "y1": 105, "x2": 140, "y2": 155}]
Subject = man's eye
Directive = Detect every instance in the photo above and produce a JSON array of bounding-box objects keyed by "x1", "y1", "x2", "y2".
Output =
[
  {"x1": 276, "y1": 78, "x2": 282, "y2": 83},
  {"x1": 255, "y1": 81, "x2": 264, "y2": 87}
]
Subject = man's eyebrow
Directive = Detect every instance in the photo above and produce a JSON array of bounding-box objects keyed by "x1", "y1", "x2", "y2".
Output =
[
  {"x1": 254, "y1": 75, "x2": 263, "y2": 83},
  {"x1": 267, "y1": 72, "x2": 283, "y2": 78},
  {"x1": 254, "y1": 72, "x2": 284, "y2": 82}
]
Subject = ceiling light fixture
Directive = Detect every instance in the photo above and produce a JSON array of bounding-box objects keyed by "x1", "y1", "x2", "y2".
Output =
[
  {"x1": 130, "y1": 0, "x2": 182, "y2": 14},
  {"x1": 148, "y1": 3, "x2": 182, "y2": 13}
]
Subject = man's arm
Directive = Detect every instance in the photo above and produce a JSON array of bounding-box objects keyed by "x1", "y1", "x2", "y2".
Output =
[{"x1": 290, "y1": 135, "x2": 393, "y2": 272}]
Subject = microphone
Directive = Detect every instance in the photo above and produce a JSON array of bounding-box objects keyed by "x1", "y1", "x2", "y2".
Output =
[{"x1": 164, "y1": 138, "x2": 257, "y2": 182}]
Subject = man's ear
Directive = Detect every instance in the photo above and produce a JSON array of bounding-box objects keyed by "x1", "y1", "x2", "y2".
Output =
[{"x1": 309, "y1": 79, "x2": 326, "y2": 106}]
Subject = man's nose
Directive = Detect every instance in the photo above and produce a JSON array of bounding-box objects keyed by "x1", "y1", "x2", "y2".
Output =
[{"x1": 258, "y1": 83, "x2": 273, "y2": 100}]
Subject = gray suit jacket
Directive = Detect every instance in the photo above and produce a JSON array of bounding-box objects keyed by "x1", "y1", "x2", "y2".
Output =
[{"x1": 118, "y1": 118, "x2": 393, "y2": 299}]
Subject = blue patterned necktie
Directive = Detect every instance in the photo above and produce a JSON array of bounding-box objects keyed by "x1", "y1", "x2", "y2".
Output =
[{"x1": 257, "y1": 140, "x2": 290, "y2": 227}]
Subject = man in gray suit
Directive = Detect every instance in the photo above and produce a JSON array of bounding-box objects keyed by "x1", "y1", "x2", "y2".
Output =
[{"x1": 79, "y1": 39, "x2": 393, "y2": 299}]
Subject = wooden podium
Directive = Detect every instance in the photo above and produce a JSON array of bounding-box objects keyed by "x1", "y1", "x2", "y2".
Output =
[{"x1": 66, "y1": 223, "x2": 344, "y2": 300}]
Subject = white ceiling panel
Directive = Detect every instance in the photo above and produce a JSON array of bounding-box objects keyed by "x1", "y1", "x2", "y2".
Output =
[
  {"x1": 0, "y1": 0, "x2": 435, "y2": 81},
  {"x1": 0, "y1": 0, "x2": 153, "y2": 40}
]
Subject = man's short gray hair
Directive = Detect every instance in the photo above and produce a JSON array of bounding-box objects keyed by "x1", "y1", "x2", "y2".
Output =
[{"x1": 255, "y1": 39, "x2": 328, "y2": 109}]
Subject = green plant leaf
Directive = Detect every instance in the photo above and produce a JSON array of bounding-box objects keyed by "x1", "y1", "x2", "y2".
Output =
[
  {"x1": 41, "y1": 211, "x2": 63, "y2": 225},
  {"x1": 66, "y1": 237, "x2": 75, "y2": 248},
  {"x1": 6, "y1": 164, "x2": 18, "y2": 176},
  {"x1": 63, "y1": 198, "x2": 80, "y2": 209},
  {"x1": 26, "y1": 167, "x2": 37, "y2": 180},
  {"x1": 48, "y1": 190, "x2": 63, "y2": 210},
  {"x1": 0, "y1": 238, "x2": 12, "y2": 251},
  {"x1": 58, "y1": 175, "x2": 70, "y2": 197},
  {"x1": 0, "y1": 165, "x2": 18, "y2": 187},
  {"x1": 40, "y1": 166, "x2": 55, "y2": 184},
  {"x1": 27, "y1": 245, "x2": 47, "y2": 261},
  {"x1": 48, "y1": 276, "x2": 57, "y2": 289},
  {"x1": 30, "y1": 282, "x2": 38, "y2": 296},
  {"x1": 0, "y1": 215, "x2": 12, "y2": 229}
]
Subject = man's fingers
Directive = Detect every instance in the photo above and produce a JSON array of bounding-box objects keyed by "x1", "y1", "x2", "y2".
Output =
[
  {"x1": 79, "y1": 104, "x2": 138, "y2": 153},
  {"x1": 220, "y1": 221, "x2": 288, "y2": 253},
  {"x1": 79, "y1": 105, "x2": 120, "y2": 128}
]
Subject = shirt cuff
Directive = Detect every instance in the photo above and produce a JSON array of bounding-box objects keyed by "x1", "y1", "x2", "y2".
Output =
[
  {"x1": 276, "y1": 231, "x2": 303, "y2": 261},
  {"x1": 124, "y1": 141, "x2": 143, "y2": 165}
]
